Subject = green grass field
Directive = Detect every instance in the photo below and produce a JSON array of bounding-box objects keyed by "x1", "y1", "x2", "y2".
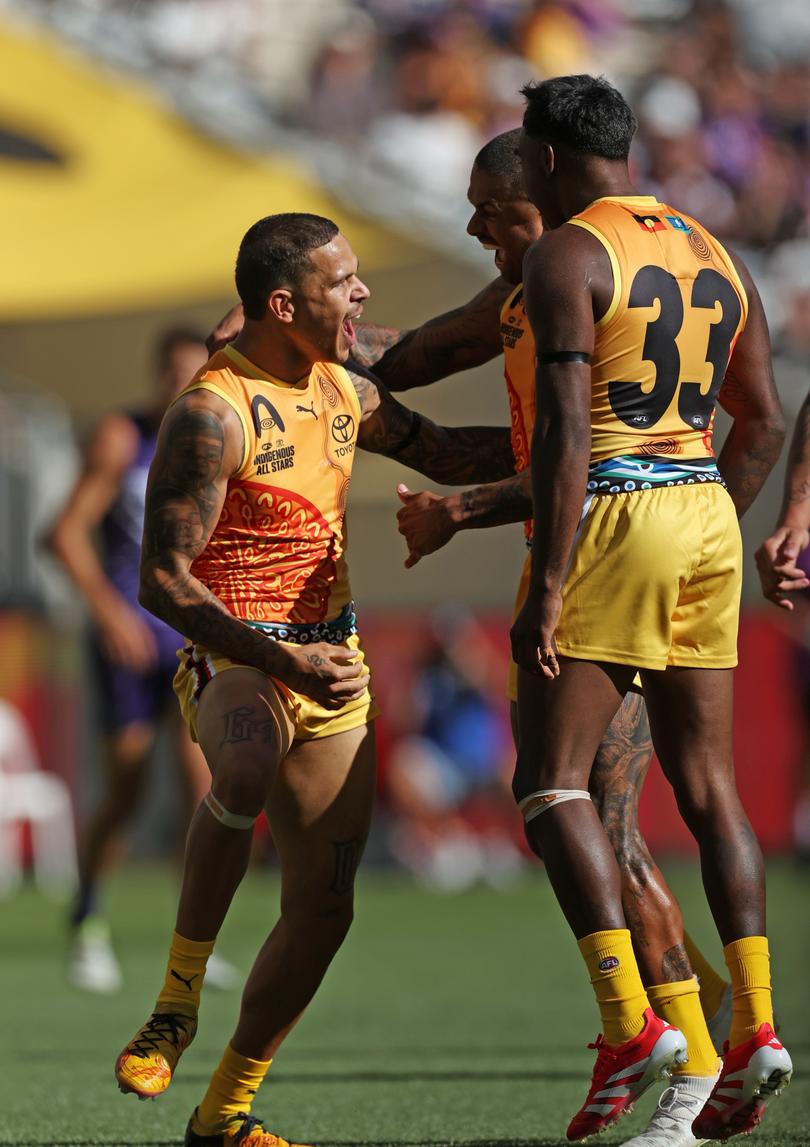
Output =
[{"x1": 0, "y1": 861, "x2": 807, "y2": 1147}]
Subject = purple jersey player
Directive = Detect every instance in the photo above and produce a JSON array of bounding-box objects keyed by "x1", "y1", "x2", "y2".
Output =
[{"x1": 49, "y1": 329, "x2": 237, "y2": 993}]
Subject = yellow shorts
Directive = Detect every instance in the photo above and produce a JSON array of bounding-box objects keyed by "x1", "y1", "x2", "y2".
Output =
[
  {"x1": 507, "y1": 554, "x2": 643, "y2": 699},
  {"x1": 174, "y1": 631, "x2": 379, "y2": 743},
  {"x1": 555, "y1": 483, "x2": 741, "y2": 671}
]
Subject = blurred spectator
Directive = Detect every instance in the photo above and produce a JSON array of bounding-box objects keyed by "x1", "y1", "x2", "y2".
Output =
[
  {"x1": 385, "y1": 609, "x2": 525, "y2": 891},
  {"x1": 19, "y1": 0, "x2": 807, "y2": 284},
  {"x1": 47, "y1": 328, "x2": 237, "y2": 993}
]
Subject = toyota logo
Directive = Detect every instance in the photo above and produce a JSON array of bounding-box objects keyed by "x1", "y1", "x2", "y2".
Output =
[{"x1": 331, "y1": 414, "x2": 355, "y2": 443}]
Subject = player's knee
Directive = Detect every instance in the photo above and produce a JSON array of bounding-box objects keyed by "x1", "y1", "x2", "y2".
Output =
[
  {"x1": 211, "y1": 760, "x2": 272, "y2": 819},
  {"x1": 669, "y1": 771, "x2": 737, "y2": 836},
  {"x1": 285, "y1": 896, "x2": 355, "y2": 944}
]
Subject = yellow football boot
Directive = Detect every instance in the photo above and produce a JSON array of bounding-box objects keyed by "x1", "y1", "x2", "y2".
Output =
[
  {"x1": 184, "y1": 1110, "x2": 313, "y2": 1146},
  {"x1": 115, "y1": 1010, "x2": 197, "y2": 1099}
]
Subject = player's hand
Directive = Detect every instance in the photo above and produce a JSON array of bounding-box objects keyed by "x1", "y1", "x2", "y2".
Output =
[
  {"x1": 755, "y1": 526, "x2": 810, "y2": 610},
  {"x1": 396, "y1": 484, "x2": 457, "y2": 568},
  {"x1": 206, "y1": 303, "x2": 245, "y2": 355},
  {"x1": 272, "y1": 642, "x2": 370, "y2": 709},
  {"x1": 95, "y1": 602, "x2": 159, "y2": 672},
  {"x1": 510, "y1": 589, "x2": 563, "y2": 679}
]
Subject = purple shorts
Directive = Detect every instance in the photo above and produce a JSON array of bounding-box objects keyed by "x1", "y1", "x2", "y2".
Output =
[{"x1": 91, "y1": 627, "x2": 181, "y2": 733}]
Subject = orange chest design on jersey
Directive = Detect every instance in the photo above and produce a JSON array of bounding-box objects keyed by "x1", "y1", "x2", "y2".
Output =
[
  {"x1": 185, "y1": 349, "x2": 361, "y2": 625},
  {"x1": 500, "y1": 284, "x2": 537, "y2": 476}
]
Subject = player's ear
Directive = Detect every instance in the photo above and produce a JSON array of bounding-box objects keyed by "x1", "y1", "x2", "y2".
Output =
[
  {"x1": 543, "y1": 142, "x2": 555, "y2": 176},
  {"x1": 267, "y1": 289, "x2": 294, "y2": 324}
]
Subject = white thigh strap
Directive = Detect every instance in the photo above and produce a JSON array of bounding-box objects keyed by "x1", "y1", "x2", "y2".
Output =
[
  {"x1": 518, "y1": 789, "x2": 592, "y2": 823},
  {"x1": 204, "y1": 790, "x2": 256, "y2": 830}
]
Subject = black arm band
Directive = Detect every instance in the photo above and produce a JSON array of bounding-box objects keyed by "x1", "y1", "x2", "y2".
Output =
[
  {"x1": 538, "y1": 351, "x2": 592, "y2": 365},
  {"x1": 388, "y1": 411, "x2": 423, "y2": 456}
]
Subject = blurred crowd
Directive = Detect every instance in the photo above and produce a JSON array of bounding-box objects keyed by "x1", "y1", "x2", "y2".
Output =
[{"x1": 12, "y1": 0, "x2": 810, "y2": 353}]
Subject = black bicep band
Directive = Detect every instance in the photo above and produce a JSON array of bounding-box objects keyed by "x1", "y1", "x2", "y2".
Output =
[{"x1": 538, "y1": 351, "x2": 592, "y2": 365}]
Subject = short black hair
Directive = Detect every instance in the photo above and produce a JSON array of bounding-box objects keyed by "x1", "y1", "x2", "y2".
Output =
[
  {"x1": 473, "y1": 129, "x2": 526, "y2": 196},
  {"x1": 155, "y1": 326, "x2": 205, "y2": 368},
  {"x1": 521, "y1": 75, "x2": 636, "y2": 160},
  {"x1": 236, "y1": 212, "x2": 339, "y2": 321}
]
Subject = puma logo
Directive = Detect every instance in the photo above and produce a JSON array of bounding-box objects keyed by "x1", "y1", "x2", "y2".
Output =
[
  {"x1": 170, "y1": 968, "x2": 199, "y2": 992},
  {"x1": 296, "y1": 402, "x2": 317, "y2": 419}
]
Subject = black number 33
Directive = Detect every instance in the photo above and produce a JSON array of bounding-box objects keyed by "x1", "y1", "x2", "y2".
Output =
[{"x1": 608, "y1": 265, "x2": 742, "y2": 432}]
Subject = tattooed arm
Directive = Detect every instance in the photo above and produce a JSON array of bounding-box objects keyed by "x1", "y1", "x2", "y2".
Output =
[
  {"x1": 350, "y1": 276, "x2": 511, "y2": 391},
  {"x1": 205, "y1": 278, "x2": 510, "y2": 390},
  {"x1": 139, "y1": 390, "x2": 369, "y2": 708},
  {"x1": 755, "y1": 389, "x2": 810, "y2": 609},
  {"x1": 348, "y1": 369, "x2": 514, "y2": 484},
  {"x1": 716, "y1": 253, "x2": 785, "y2": 519},
  {"x1": 395, "y1": 471, "x2": 531, "y2": 567}
]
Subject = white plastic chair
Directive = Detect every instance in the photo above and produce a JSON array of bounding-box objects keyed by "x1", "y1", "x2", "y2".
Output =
[{"x1": 0, "y1": 699, "x2": 78, "y2": 898}]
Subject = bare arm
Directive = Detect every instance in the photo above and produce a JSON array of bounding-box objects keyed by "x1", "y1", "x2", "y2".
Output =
[
  {"x1": 754, "y1": 389, "x2": 810, "y2": 609},
  {"x1": 47, "y1": 412, "x2": 158, "y2": 671},
  {"x1": 205, "y1": 278, "x2": 510, "y2": 392},
  {"x1": 140, "y1": 391, "x2": 368, "y2": 706},
  {"x1": 776, "y1": 391, "x2": 810, "y2": 528},
  {"x1": 510, "y1": 227, "x2": 599, "y2": 677},
  {"x1": 349, "y1": 369, "x2": 515, "y2": 484},
  {"x1": 715, "y1": 252, "x2": 785, "y2": 518},
  {"x1": 346, "y1": 276, "x2": 511, "y2": 391},
  {"x1": 395, "y1": 471, "x2": 531, "y2": 567}
]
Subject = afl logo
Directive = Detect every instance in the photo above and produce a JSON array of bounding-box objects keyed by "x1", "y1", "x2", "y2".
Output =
[
  {"x1": 251, "y1": 394, "x2": 285, "y2": 436},
  {"x1": 688, "y1": 229, "x2": 711, "y2": 261},
  {"x1": 598, "y1": 956, "x2": 620, "y2": 972},
  {"x1": 331, "y1": 413, "x2": 356, "y2": 443}
]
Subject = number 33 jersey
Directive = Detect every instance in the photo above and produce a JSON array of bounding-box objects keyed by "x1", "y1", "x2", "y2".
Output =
[{"x1": 569, "y1": 195, "x2": 748, "y2": 463}]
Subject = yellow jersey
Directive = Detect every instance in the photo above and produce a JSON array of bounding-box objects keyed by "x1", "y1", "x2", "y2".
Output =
[
  {"x1": 182, "y1": 345, "x2": 361, "y2": 626},
  {"x1": 569, "y1": 196, "x2": 747, "y2": 463}
]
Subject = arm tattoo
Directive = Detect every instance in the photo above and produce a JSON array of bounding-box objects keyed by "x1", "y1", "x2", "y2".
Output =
[
  {"x1": 143, "y1": 409, "x2": 225, "y2": 559},
  {"x1": 140, "y1": 406, "x2": 284, "y2": 675},
  {"x1": 350, "y1": 370, "x2": 515, "y2": 485},
  {"x1": 717, "y1": 420, "x2": 785, "y2": 518},
  {"x1": 456, "y1": 471, "x2": 532, "y2": 529},
  {"x1": 353, "y1": 279, "x2": 509, "y2": 391},
  {"x1": 352, "y1": 324, "x2": 410, "y2": 372}
]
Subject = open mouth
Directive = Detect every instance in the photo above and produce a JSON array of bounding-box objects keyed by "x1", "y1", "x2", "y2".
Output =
[
  {"x1": 342, "y1": 316, "x2": 357, "y2": 345},
  {"x1": 494, "y1": 248, "x2": 506, "y2": 270}
]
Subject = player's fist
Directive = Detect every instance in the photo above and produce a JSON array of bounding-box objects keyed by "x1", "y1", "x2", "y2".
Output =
[
  {"x1": 755, "y1": 526, "x2": 810, "y2": 610},
  {"x1": 396, "y1": 484, "x2": 458, "y2": 568},
  {"x1": 271, "y1": 641, "x2": 370, "y2": 709},
  {"x1": 206, "y1": 304, "x2": 245, "y2": 356}
]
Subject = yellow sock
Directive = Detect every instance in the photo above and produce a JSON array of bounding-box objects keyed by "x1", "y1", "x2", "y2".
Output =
[
  {"x1": 646, "y1": 977, "x2": 720, "y2": 1077},
  {"x1": 155, "y1": 930, "x2": 215, "y2": 1015},
  {"x1": 578, "y1": 929, "x2": 649, "y2": 1046},
  {"x1": 684, "y1": 931, "x2": 729, "y2": 1020},
  {"x1": 724, "y1": 936, "x2": 773, "y2": 1046},
  {"x1": 195, "y1": 1043, "x2": 272, "y2": 1133}
]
